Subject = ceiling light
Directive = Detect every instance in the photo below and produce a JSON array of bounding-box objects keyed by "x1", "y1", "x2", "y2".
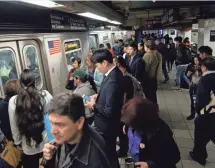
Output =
[
  {"x1": 78, "y1": 12, "x2": 109, "y2": 22},
  {"x1": 19, "y1": 0, "x2": 63, "y2": 8},
  {"x1": 108, "y1": 20, "x2": 121, "y2": 25},
  {"x1": 78, "y1": 12, "x2": 121, "y2": 25}
]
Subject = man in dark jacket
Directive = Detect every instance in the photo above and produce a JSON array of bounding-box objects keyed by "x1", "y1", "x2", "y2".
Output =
[
  {"x1": 86, "y1": 49, "x2": 124, "y2": 168},
  {"x1": 198, "y1": 46, "x2": 213, "y2": 60},
  {"x1": 126, "y1": 42, "x2": 146, "y2": 89},
  {"x1": 155, "y1": 39, "x2": 169, "y2": 82},
  {"x1": 42, "y1": 93, "x2": 111, "y2": 168},
  {"x1": 190, "y1": 58, "x2": 215, "y2": 165},
  {"x1": 174, "y1": 36, "x2": 190, "y2": 90},
  {"x1": 174, "y1": 36, "x2": 190, "y2": 66}
]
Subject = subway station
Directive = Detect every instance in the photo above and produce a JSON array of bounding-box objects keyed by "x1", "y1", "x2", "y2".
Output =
[{"x1": 0, "y1": 1, "x2": 215, "y2": 168}]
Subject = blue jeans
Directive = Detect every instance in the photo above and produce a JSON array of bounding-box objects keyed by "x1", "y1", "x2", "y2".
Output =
[{"x1": 176, "y1": 64, "x2": 188, "y2": 86}]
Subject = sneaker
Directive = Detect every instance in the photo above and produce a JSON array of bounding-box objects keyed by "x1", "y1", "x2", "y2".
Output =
[
  {"x1": 187, "y1": 115, "x2": 195, "y2": 120},
  {"x1": 189, "y1": 151, "x2": 206, "y2": 166}
]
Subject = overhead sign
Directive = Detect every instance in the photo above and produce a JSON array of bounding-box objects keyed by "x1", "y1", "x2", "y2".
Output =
[
  {"x1": 210, "y1": 30, "x2": 215, "y2": 42},
  {"x1": 50, "y1": 12, "x2": 87, "y2": 31}
]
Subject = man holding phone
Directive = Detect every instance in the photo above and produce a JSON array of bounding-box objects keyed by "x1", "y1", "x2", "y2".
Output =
[
  {"x1": 85, "y1": 49, "x2": 124, "y2": 168},
  {"x1": 42, "y1": 93, "x2": 111, "y2": 168}
]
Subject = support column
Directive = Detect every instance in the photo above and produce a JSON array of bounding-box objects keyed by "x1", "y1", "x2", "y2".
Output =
[{"x1": 198, "y1": 19, "x2": 205, "y2": 47}]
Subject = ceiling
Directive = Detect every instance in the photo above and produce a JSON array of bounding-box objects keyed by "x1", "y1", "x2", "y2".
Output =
[
  {"x1": 109, "y1": 1, "x2": 215, "y2": 28},
  {"x1": 7, "y1": 1, "x2": 215, "y2": 30}
]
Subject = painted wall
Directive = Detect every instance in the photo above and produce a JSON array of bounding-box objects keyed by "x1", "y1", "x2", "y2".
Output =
[
  {"x1": 204, "y1": 19, "x2": 215, "y2": 55},
  {"x1": 184, "y1": 30, "x2": 192, "y2": 43}
]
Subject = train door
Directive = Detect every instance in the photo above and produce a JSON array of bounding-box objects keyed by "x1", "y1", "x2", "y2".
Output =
[
  {"x1": 0, "y1": 42, "x2": 21, "y2": 97},
  {"x1": 18, "y1": 40, "x2": 47, "y2": 91}
]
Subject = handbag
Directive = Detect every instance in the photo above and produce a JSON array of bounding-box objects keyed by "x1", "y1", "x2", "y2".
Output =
[{"x1": 0, "y1": 137, "x2": 21, "y2": 168}]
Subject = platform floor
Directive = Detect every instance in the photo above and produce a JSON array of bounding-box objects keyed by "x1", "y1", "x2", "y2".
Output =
[{"x1": 120, "y1": 70, "x2": 215, "y2": 168}]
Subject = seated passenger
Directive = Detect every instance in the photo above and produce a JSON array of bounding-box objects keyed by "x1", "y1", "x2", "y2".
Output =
[
  {"x1": 190, "y1": 57, "x2": 215, "y2": 165},
  {"x1": 0, "y1": 80, "x2": 20, "y2": 141},
  {"x1": 8, "y1": 69, "x2": 53, "y2": 168},
  {"x1": 42, "y1": 93, "x2": 111, "y2": 168},
  {"x1": 121, "y1": 97, "x2": 181, "y2": 168},
  {"x1": 72, "y1": 69, "x2": 97, "y2": 125}
]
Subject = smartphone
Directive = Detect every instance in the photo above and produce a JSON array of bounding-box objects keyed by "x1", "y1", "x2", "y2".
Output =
[{"x1": 82, "y1": 95, "x2": 91, "y2": 102}]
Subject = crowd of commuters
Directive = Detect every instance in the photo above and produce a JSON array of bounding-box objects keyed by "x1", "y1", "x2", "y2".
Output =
[{"x1": 0, "y1": 33, "x2": 214, "y2": 168}]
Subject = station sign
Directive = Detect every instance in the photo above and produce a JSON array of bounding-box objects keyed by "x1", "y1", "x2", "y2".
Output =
[
  {"x1": 50, "y1": 12, "x2": 88, "y2": 31},
  {"x1": 210, "y1": 30, "x2": 215, "y2": 42}
]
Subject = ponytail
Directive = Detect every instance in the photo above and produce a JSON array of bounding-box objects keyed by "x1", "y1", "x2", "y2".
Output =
[{"x1": 16, "y1": 69, "x2": 45, "y2": 147}]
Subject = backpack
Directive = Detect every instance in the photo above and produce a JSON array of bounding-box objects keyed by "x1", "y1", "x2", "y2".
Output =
[{"x1": 125, "y1": 72, "x2": 145, "y2": 98}]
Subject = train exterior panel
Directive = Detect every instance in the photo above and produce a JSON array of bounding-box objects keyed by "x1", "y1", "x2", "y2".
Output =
[{"x1": 0, "y1": 32, "x2": 90, "y2": 97}]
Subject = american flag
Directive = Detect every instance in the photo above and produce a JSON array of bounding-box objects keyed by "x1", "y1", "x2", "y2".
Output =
[{"x1": 48, "y1": 40, "x2": 61, "y2": 55}]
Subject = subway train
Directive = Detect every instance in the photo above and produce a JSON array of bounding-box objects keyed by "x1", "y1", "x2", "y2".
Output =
[{"x1": 0, "y1": 30, "x2": 132, "y2": 97}]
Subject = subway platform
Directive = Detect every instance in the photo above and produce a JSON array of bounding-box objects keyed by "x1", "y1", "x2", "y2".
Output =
[{"x1": 119, "y1": 69, "x2": 215, "y2": 168}]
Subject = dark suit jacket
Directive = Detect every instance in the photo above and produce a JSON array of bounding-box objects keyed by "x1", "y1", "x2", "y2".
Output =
[
  {"x1": 127, "y1": 54, "x2": 146, "y2": 85},
  {"x1": 94, "y1": 67, "x2": 124, "y2": 135}
]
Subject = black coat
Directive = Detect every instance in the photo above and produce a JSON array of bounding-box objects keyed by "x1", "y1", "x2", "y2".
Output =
[
  {"x1": 196, "y1": 72, "x2": 215, "y2": 115},
  {"x1": 156, "y1": 43, "x2": 168, "y2": 61},
  {"x1": 44, "y1": 124, "x2": 111, "y2": 168},
  {"x1": 138, "y1": 119, "x2": 180, "y2": 168},
  {"x1": 175, "y1": 44, "x2": 189, "y2": 65},
  {"x1": 94, "y1": 67, "x2": 124, "y2": 135},
  {"x1": 126, "y1": 54, "x2": 146, "y2": 85},
  {"x1": 0, "y1": 97, "x2": 13, "y2": 141}
]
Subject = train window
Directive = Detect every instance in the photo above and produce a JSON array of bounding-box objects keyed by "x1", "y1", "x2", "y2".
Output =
[
  {"x1": 89, "y1": 35, "x2": 98, "y2": 49},
  {"x1": 0, "y1": 48, "x2": 18, "y2": 92},
  {"x1": 23, "y1": 45, "x2": 43, "y2": 90},
  {"x1": 64, "y1": 39, "x2": 82, "y2": 72}
]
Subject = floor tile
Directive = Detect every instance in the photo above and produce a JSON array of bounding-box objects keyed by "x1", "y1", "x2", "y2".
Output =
[
  {"x1": 173, "y1": 129, "x2": 192, "y2": 139},
  {"x1": 170, "y1": 115, "x2": 185, "y2": 122},
  {"x1": 207, "y1": 151, "x2": 215, "y2": 163},
  {"x1": 179, "y1": 148, "x2": 193, "y2": 160},
  {"x1": 205, "y1": 163, "x2": 215, "y2": 168},
  {"x1": 175, "y1": 137, "x2": 194, "y2": 148},
  {"x1": 186, "y1": 123, "x2": 195, "y2": 130},
  {"x1": 172, "y1": 122, "x2": 188, "y2": 130},
  {"x1": 207, "y1": 141, "x2": 215, "y2": 151},
  {"x1": 189, "y1": 130, "x2": 194, "y2": 139},
  {"x1": 181, "y1": 159, "x2": 204, "y2": 168},
  {"x1": 176, "y1": 160, "x2": 183, "y2": 168}
]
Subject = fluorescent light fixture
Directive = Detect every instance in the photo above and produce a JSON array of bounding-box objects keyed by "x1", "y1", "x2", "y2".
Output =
[
  {"x1": 78, "y1": 12, "x2": 108, "y2": 22},
  {"x1": 78, "y1": 12, "x2": 121, "y2": 25},
  {"x1": 19, "y1": 0, "x2": 63, "y2": 8},
  {"x1": 109, "y1": 20, "x2": 121, "y2": 25}
]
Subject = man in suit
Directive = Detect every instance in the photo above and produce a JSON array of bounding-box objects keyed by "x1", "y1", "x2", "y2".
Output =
[
  {"x1": 126, "y1": 42, "x2": 146, "y2": 89},
  {"x1": 85, "y1": 49, "x2": 124, "y2": 168}
]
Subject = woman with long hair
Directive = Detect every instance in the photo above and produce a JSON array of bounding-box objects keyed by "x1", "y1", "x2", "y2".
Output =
[
  {"x1": 8, "y1": 69, "x2": 52, "y2": 168},
  {"x1": 185, "y1": 56, "x2": 202, "y2": 120},
  {"x1": 121, "y1": 97, "x2": 180, "y2": 168}
]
